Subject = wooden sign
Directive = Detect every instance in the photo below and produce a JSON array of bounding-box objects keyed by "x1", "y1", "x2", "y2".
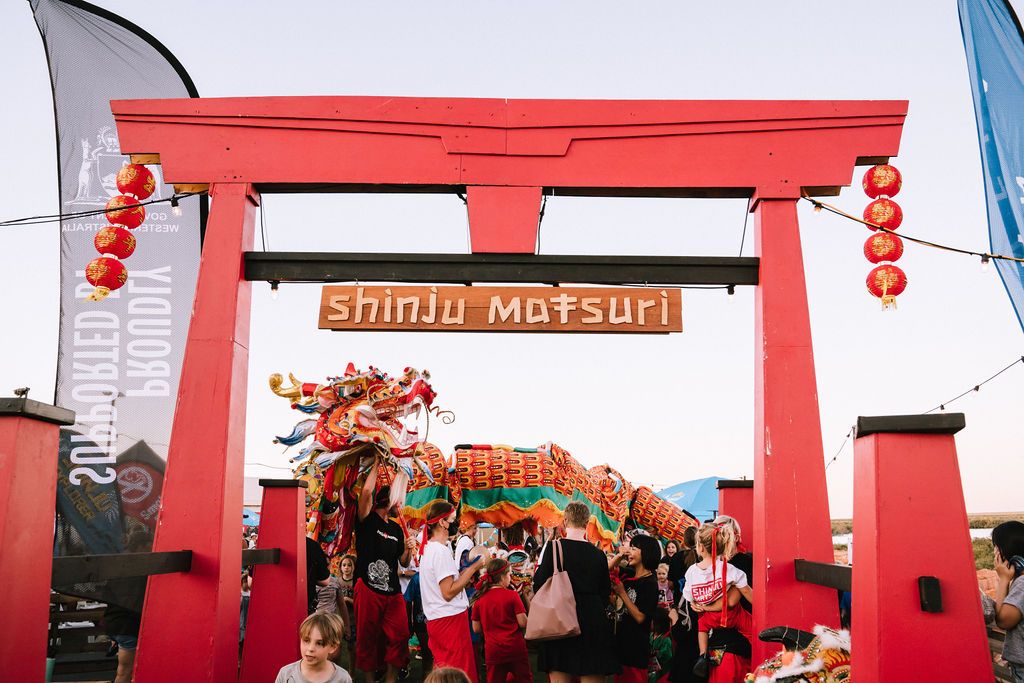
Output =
[{"x1": 319, "y1": 286, "x2": 683, "y2": 333}]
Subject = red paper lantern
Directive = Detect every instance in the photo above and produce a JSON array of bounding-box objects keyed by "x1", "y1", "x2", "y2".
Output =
[
  {"x1": 84, "y1": 256, "x2": 128, "y2": 301},
  {"x1": 866, "y1": 264, "x2": 907, "y2": 309},
  {"x1": 863, "y1": 232, "x2": 904, "y2": 264},
  {"x1": 863, "y1": 164, "x2": 902, "y2": 198},
  {"x1": 94, "y1": 226, "x2": 137, "y2": 260},
  {"x1": 115, "y1": 164, "x2": 156, "y2": 200},
  {"x1": 105, "y1": 195, "x2": 146, "y2": 229},
  {"x1": 863, "y1": 198, "x2": 903, "y2": 230}
]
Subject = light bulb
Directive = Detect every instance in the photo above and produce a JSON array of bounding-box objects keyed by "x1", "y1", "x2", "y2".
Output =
[
  {"x1": 171, "y1": 196, "x2": 182, "y2": 217},
  {"x1": 981, "y1": 255, "x2": 991, "y2": 272},
  {"x1": 270, "y1": 281, "x2": 279, "y2": 300},
  {"x1": 727, "y1": 285, "x2": 736, "y2": 302}
]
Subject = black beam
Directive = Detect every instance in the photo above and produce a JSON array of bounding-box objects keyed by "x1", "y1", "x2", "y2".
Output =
[
  {"x1": 716, "y1": 479, "x2": 753, "y2": 489},
  {"x1": 52, "y1": 551, "x2": 192, "y2": 585},
  {"x1": 0, "y1": 397, "x2": 75, "y2": 426},
  {"x1": 856, "y1": 413, "x2": 965, "y2": 438},
  {"x1": 793, "y1": 559, "x2": 851, "y2": 592},
  {"x1": 243, "y1": 548, "x2": 281, "y2": 566},
  {"x1": 244, "y1": 252, "x2": 760, "y2": 286}
]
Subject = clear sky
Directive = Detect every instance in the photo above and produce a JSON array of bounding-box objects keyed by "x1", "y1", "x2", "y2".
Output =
[{"x1": 1, "y1": 1, "x2": 1021, "y2": 518}]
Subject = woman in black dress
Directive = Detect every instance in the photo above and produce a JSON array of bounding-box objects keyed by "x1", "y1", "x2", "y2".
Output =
[{"x1": 533, "y1": 502, "x2": 620, "y2": 683}]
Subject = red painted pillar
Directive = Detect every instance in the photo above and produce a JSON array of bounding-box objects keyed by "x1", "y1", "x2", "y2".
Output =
[
  {"x1": 134, "y1": 183, "x2": 258, "y2": 683},
  {"x1": 466, "y1": 186, "x2": 542, "y2": 253},
  {"x1": 717, "y1": 479, "x2": 754, "y2": 551},
  {"x1": 239, "y1": 479, "x2": 309, "y2": 683},
  {"x1": 851, "y1": 413, "x2": 989, "y2": 680},
  {"x1": 0, "y1": 398, "x2": 74, "y2": 681},
  {"x1": 752, "y1": 196, "x2": 837, "y2": 663}
]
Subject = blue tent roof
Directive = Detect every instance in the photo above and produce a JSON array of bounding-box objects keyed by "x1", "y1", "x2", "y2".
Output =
[
  {"x1": 242, "y1": 507, "x2": 261, "y2": 527},
  {"x1": 657, "y1": 476, "x2": 726, "y2": 522}
]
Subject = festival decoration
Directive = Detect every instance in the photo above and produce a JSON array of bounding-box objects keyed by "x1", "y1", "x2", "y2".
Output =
[
  {"x1": 862, "y1": 163, "x2": 902, "y2": 198},
  {"x1": 866, "y1": 264, "x2": 908, "y2": 309},
  {"x1": 439, "y1": 442, "x2": 695, "y2": 549},
  {"x1": 862, "y1": 198, "x2": 903, "y2": 231},
  {"x1": 270, "y1": 364, "x2": 442, "y2": 556},
  {"x1": 84, "y1": 256, "x2": 127, "y2": 301},
  {"x1": 862, "y1": 164, "x2": 908, "y2": 309},
  {"x1": 746, "y1": 625, "x2": 851, "y2": 682},
  {"x1": 115, "y1": 163, "x2": 157, "y2": 200},
  {"x1": 104, "y1": 194, "x2": 146, "y2": 229},
  {"x1": 94, "y1": 226, "x2": 137, "y2": 260},
  {"x1": 863, "y1": 232, "x2": 903, "y2": 264}
]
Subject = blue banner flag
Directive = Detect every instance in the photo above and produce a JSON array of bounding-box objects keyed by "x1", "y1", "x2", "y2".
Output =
[{"x1": 959, "y1": 0, "x2": 1024, "y2": 331}]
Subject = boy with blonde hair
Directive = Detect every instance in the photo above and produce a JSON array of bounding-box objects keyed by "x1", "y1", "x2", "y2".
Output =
[{"x1": 276, "y1": 612, "x2": 353, "y2": 683}]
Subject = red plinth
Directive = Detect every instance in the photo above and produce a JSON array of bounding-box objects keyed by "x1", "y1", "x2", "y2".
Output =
[
  {"x1": 0, "y1": 398, "x2": 74, "y2": 682},
  {"x1": 239, "y1": 480, "x2": 309, "y2": 683},
  {"x1": 851, "y1": 416, "x2": 990, "y2": 680},
  {"x1": 752, "y1": 197, "x2": 838, "y2": 663},
  {"x1": 717, "y1": 480, "x2": 754, "y2": 551},
  {"x1": 133, "y1": 183, "x2": 259, "y2": 683}
]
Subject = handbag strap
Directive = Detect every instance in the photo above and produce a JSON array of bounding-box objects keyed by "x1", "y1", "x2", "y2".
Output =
[{"x1": 552, "y1": 538, "x2": 566, "y2": 573}]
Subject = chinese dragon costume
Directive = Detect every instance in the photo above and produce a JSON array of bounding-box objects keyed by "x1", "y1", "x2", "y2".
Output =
[
  {"x1": 272, "y1": 365, "x2": 697, "y2": 560},
  {"x1": 269, "y1": 363, "x2": 442, "y2": 557}
]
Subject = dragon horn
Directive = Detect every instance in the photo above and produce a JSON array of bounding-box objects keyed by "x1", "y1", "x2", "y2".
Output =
[{"x1": 269, "y1": 372, "x2": 304, "y2": 402}]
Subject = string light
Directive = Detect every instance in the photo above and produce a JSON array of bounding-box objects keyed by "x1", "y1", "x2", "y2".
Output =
[
  {"x1": 803, "y1": 194, "x2": 1024, "y2": 264},
  {"x1": 727, "y1": 284, "x2": 736, "y2": 302},
  {"x1": 981, "y1": 254, "x2": 991, "y2": 272},
  {"x1": 0, "y1": 191, "x2": 202, "y2": 227},
  {"x1": 270, "y1": 280, "x2": 279, "y2": 300}
]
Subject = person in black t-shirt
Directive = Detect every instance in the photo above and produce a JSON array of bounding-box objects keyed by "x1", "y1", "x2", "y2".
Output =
[
  {"x1": 612, "y1": 534, "x2": 662, "y2": 683},
  {"x1": 353, "y1": 461, "x2": 416, "y2": 683},
  {"x1": 307, "y1": 536, "x2": 331, "y2": 613}
]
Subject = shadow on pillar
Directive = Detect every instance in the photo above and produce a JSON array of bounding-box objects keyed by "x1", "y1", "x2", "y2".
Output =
[{"x1": 851, "y1": 413, "x2": 990, "y2": 680}]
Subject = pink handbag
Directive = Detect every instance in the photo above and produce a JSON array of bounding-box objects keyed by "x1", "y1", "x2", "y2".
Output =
[{"x1": 525, "y1": 539, "x2": 581, "y2": 641}]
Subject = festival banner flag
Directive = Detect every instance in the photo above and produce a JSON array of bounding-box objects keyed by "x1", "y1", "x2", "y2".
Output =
[
  {"x1": 31, "y1": 0, "x2": 202, "y2": 556},
  {"x1": 959, "y1": 0, "x2": 1024, "y2": 332}
]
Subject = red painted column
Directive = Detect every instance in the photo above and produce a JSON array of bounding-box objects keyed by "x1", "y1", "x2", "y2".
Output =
[
  {"x1": 717, "y1": 480, "x2": 754, "y2": 551},
  {"x1": 851, "y1": 414, "x2": 989, "y2": 680},
  {"x1": 752, "y1": 197, "x2": 837, "y2": 663},
  {"x1": 134, "y1": 183, "x2": 259, "y2": 683},
  {"x1": 466, "y1": 186, "x2": 541, "y2": 253},
  {"x1": 0, "y1": 398, "x2": 74, "y2": 681},
  {"x1": 239, "y1": 479, "x2": 309, "y2": 683}
]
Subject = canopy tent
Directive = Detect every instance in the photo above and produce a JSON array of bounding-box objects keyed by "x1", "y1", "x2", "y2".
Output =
[
  {"x1": 657, "y1": 476, "x2": 726, "y2": 522},
  {"x1": 242, "y1": 507, "x2": 261, "y2": 527}
]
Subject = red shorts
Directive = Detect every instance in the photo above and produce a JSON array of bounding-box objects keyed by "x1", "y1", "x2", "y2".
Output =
[
  {"x1": 486, "y1": 656, "x2": 531, "y2": 683},
  {"x1": 426, "y1": 611, "x2": 478, "y2": 683},
  {"x1": 615, "y1": 665, "x2": 647, "y2": 683},
  {"x1": 708, "y1": 653, "x2": 750, "y2": 683},
  {"x1": 354, "y1": 579, "x2": 410, "y2": 672}
]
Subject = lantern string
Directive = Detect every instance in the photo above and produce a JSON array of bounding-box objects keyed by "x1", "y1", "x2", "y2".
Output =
[
  {"x1": 827, "y1": 354, "x2": 1024, "y2": 470},
  {"x1": 0, "y1": 191, "x2": 206, "y2": 227},
  {"x1": 923, "y1": 355, "x2": 1024, "y2": 414},
  {"x1": 801, "y1": 194, "x2": 1024, "y2": 264}
]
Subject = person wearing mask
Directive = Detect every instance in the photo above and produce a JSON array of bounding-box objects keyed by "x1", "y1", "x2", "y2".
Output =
[
  {"x1": 419, "y1": 500, "x2": 485, "y2": 682},
  {"x1": 353, "y1": 461, "x2": 416, "y2": 683},
  {"x1": 533, "y1": 501, "x2": 619, "y2": 683}
]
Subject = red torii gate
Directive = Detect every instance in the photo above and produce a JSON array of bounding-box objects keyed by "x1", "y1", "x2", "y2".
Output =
[{"x1": 111, "y1": 96, "x2": 906, "y2": 681}]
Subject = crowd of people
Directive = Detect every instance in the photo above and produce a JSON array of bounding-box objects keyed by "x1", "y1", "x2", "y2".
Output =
[{"x1": 266, "y1": 463, "x2": 761, "y2": 683}]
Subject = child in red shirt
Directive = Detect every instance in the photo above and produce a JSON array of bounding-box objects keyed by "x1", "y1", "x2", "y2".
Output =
[{"x1": 471, "y1": 558, "x2": 531, "y2": 683}]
